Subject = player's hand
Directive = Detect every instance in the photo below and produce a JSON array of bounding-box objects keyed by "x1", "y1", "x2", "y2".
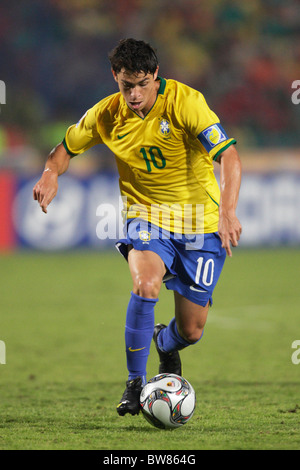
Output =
[
  {"x1": 218, "y1": 209, "x2": 242, "y2": 257},
  {"x1": 33, "y1": 169, "x2": 58, "y2": 214}
]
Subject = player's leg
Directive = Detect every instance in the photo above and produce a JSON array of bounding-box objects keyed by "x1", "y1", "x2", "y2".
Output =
[
  {"x1": 125, "y1": 247, "x2": 166, "y2": 382},
  {"x1": 153, "y1": 232, "x2": 226, "y2": 374},
  {"x1": 128, "y1": 246, "x2": 166, "y2": 298},
  {"x1": 117, "y1": 247, "x2": 166, "y2": 416},
  {"x1": 174, "y1": 291, "x2": 209, "y2": 344},
  {"x1": 153, "y1": 294, "x2": 208, "y2": 375}
]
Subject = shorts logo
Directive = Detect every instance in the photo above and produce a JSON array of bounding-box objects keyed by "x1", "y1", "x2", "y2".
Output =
[
  {"x1": 202, "y1": 124, "x2": 226, "y2": 147},
  {"x1": 139, "y1": 230, "x2": 151, "y2": 243},
  {"x1": 159, "y1": 119, "x2": 171, "y2": 138}
]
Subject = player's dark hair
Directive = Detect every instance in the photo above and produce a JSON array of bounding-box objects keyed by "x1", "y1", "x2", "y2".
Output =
[{"x1": 109, "y1": 38, "x2": 158, "y2": 75}]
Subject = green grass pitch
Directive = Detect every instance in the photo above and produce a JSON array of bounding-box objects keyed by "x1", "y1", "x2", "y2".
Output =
[{"x1": 0, "y1": 248, "x2": 299, "y2": 450}]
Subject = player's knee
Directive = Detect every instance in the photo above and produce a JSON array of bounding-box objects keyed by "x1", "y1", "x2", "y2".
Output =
[
  {"x1": 179, "y1": 325, "x2": 204, "y2": 344},
  {"x1": 133, "y1": 275, "x2": 161, "y2": 299}
]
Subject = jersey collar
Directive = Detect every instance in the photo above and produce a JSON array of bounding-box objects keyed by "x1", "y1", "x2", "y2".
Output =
[{"x1": 157, "y1": 76, "x2": 166, "y2": 95}]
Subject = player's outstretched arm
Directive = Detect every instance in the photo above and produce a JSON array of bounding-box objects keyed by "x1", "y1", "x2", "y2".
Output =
[
  {"x1": 217, "y1": 145, "x2": 242, "y2": 257},
  {"x1": 33, "y1": 142, "x2": 70, "y2": 214}
]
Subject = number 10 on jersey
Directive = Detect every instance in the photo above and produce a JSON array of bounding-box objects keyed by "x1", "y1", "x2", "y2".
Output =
[{"x1": 140, "y1": 147, "x2": 166, "y2": 172}]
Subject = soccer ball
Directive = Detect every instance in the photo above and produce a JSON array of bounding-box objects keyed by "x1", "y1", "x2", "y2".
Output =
[{"x1": 140, "y1": 373, "x2": 196, "y2": 429}]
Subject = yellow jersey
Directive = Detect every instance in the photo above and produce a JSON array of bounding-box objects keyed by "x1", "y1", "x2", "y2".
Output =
[{"x1": 63, "y1": 77, "x2": 236, "y2": 233}]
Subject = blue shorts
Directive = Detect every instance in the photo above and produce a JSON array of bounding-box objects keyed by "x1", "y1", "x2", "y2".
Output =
[{"x1": 116, "y1": 218, "x2": 226, "y2": 307}]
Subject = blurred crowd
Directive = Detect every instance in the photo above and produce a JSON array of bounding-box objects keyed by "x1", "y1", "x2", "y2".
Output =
[{"x1": 0, "y1": 0, "x2": 299, "y2": 174}]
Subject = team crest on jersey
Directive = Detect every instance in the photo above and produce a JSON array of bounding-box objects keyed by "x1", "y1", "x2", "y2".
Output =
[
  {"x1": 159, "y1": 119, "x2": 171, "y2": 138},
  {"x1": 139, "y1": 230, "x2": 151, "y2": 243},
  {"x1": 202, "y1": 124, "x2": 226, "y2": 147}
]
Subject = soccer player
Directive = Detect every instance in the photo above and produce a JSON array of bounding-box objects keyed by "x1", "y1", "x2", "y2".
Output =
[{"x1": 33, "y1": 38, "x2": 242, "y2": 417}]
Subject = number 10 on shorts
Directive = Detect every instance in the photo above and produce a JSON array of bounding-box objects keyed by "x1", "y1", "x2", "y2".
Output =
[{"x1": 195, "y1": 257, "x2": 214, "y2": 286}]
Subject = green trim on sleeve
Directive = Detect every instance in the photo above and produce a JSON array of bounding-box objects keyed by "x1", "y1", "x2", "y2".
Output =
[
  {"x1": 62, "y1": 137, "x2": 78, "y2": 157},
  {"x1": 213, "y1": 139, "x2": 237, "y2": 161}
]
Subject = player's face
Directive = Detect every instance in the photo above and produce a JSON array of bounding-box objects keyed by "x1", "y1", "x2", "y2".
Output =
[{"x1": 112, "y1": 67, "x2": 159, "y2": 118}]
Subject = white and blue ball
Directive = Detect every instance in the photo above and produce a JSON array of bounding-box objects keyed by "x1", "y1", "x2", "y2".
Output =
[{"x1": 140, "y1": 373, "x2": 196, "y2": 429}]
